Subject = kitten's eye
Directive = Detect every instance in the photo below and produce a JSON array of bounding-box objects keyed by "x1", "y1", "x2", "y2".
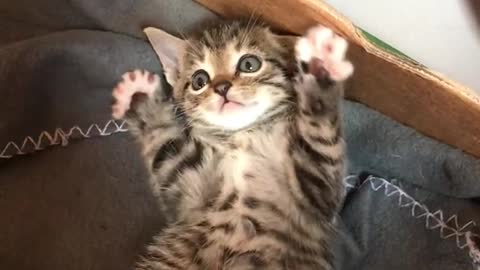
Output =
[
  {"x1": 191, "y1": 70, "x2": 210, "y2": 91},
  {"x1": 237, "y1": 54, "x2": 262, "y2": 73}
]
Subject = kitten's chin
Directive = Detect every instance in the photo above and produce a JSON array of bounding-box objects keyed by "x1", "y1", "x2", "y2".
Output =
[{"x1": 202, "y1": 101, "x2": 272, "y2": 131}]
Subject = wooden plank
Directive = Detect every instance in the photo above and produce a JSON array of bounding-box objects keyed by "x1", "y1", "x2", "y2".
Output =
[{"x1": 194, "y1": 0, "x2": 480, "y2": 158}]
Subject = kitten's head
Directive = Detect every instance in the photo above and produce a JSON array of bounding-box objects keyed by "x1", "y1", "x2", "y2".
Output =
[{"x1": 146, "y1": 21, "x2": 296, "y2": 131}]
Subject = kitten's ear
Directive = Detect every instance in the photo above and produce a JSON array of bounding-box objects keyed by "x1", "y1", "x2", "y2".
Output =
[
  {"x1": 275, "y1": 35, "x2": 298, "y2": 54},
  {"x1": 275, "y1": 35, "x2": 299, "y2": 77},
  {"x1": 144, "y1": 27, "x2": 185, "y2": 85}
]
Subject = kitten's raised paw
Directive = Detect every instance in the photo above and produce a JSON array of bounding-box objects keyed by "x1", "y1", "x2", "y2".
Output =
[
  {"x1": 112, "y1": 69, "x2": 160, "y2": 119},
  {"x1": 296, "y1": 25, "x2": 353, "y2": 82}
]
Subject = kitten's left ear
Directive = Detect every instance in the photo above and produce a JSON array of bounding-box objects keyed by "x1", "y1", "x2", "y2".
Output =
[{"x1": 144, "y1": 27, "x2": 185, "y2": 85}]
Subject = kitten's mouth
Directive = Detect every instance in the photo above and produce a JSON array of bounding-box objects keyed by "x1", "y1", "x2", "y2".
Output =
[
  {"x1": 204, "y1": 96, "x2": 266, "y2": 130},
  {"x1": 218, "y1": 98, "x2": 245, "y2": 113}
]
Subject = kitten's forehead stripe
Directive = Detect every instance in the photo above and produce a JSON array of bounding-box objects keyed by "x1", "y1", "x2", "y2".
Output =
[
  {"x1": 183, "y1": 21, "x2": 285, "y2": 74},
  {"x1": 202, "y1": 50, "x2": 215, "y2": 79}
]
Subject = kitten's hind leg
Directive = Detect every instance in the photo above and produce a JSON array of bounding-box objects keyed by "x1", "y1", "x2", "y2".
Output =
[{"x1": 290, "y1": 26, "x2": 354, "y2": 220}]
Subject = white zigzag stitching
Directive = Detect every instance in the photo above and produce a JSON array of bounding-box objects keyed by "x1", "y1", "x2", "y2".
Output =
[
  {"x1": 0, "y1": 120, "x2": 128, "y2": 159},
  {"x1": 345, "y1": 175, "x2": 480, "y2": 268},
  {"x1": 2, "y1": 124, "x2": 479, "y2": 267}
]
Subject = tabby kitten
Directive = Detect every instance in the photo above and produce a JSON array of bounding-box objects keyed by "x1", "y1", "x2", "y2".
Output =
[{"x1": 112, "y1": 21, "x2": 353, "y2": 270}]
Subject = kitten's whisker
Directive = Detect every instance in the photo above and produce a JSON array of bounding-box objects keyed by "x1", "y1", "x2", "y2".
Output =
[
  {"x1": 174, "y1": 25, "x2": 203, "y2": 56},
  {"x1": 240, "y1": 12, "x2": 257, "y2": 45},
  {"x1": 185, "y1": 42, "x2": 204, "y2": 58},
  {"x1": 242, "y1": 10, "x2": 261, "y2": 46}
]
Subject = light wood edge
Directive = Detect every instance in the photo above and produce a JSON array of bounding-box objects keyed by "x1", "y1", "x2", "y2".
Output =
[{"x1": 194, "y1": 0, "x2": 480, "y2": 157}]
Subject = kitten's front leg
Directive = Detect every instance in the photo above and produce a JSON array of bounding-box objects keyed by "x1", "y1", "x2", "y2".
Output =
[
  {"x1": 295, "y1": 25, "x2": 353, "y2": 119},
  {"x1": 112, "y1": 71, "x2": 204, "y2": 223},
  {"x1": 291, "y1": 26, "x2": 353, "y2": 219},
  {"x1": 111, "y1": 70, "x2": 186, "y2": 174}
]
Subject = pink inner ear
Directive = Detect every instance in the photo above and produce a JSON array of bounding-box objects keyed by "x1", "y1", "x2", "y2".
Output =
[{"x1": 143, "y1": 27, "x2": 185, "y2": 84}]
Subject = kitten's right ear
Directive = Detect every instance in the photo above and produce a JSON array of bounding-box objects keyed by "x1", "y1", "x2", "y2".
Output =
[
  {"x1": 274, "y1": 34, "x2": 299, "y2": 77},
  {"x1": 144, "y1": 27, "x2": 185, "y2": 85}
]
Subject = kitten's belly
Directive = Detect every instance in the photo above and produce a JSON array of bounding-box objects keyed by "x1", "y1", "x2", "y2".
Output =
[
  {"x1": 215, "y1": 124, "x2": 295, "y2": 217},
  {"x1": 204, "y1": 148, "x2": 293, "y2": 256},
  {"x1": 223, "y1": 149, "x2": 254, "y2": 192},
  {"x1": 221, "y1": 147, "x2": 289, "y2": 197},
  {"x1": 200, "y1": 147, "x2": 329, "y2": 266}
]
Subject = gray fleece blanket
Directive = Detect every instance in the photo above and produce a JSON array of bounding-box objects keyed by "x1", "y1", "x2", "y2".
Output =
[{"x1": 1, "y1": 0, "x2": 479, "y2": 269}]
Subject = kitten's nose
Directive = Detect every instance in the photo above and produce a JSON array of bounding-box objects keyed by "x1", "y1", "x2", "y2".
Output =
[{"x1": 213, "y1": 81, "x2": 232, "y2": 96}]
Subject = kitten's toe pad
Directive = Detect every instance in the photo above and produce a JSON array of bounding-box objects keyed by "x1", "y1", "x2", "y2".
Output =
[
  {"x1": 296, "y1": 25, "x2": 353, "y2": 81},
  {"x1": 112, "y1": 69, "x2": 160, "y2": 119}
]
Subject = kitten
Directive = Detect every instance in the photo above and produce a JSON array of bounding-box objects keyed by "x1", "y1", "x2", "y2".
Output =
[{"x1": 112, "y1": 21, "x2": 353, "y2": 270}]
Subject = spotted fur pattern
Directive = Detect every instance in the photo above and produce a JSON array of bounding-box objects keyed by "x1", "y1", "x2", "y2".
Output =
[{"x1": 112, "y1": 21, "x2": 353, "y2": 270}]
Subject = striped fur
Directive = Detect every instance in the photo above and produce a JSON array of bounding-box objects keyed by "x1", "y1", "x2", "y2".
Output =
[{"x1": 120, "y1": 21, "x2": 351, "y2": 269}]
